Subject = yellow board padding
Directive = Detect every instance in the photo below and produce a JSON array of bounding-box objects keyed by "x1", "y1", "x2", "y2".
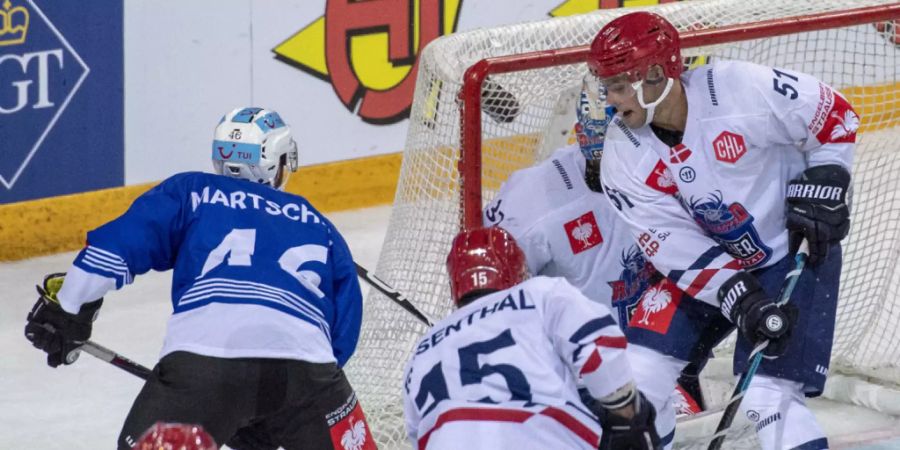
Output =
[
  {"x1": 0, "y1": 153, "x2": 403, "y2": 262},
  {"x1": 0, "y1": 183, "x2": 156, "y2": 262},
  {"x1": 1, "y1": 82, "x2": 895, "y2": 263},
  {"x1": 842, "y1": 81, "x2": 900, "y2": 133}
]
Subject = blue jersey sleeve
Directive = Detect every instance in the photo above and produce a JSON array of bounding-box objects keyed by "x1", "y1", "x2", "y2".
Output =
[
  {"x1": 74, "y1": 175, "x2": 189, "y2": 288},
  {"x1": 327, "y1": 224, "x2": 363, "y2": 367}
]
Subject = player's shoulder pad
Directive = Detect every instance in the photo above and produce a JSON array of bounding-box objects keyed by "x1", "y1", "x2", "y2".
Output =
[
  {"x1": 147, "y1": 171, "x2": 210, "y2": 196},
  {"x1": 700, "y1": 61, "x2": 781, "y2": 110},
  {"x1": 520, "y1": 275, "x2": 581, "y2": 299},
  {"x1": 485, "y1": 145, "x2": 587, "y2": 229},
  {"x1": 605, "y1": 116, "x2": 643, "y2": 150},
  {"x1": 600, "y1": 123, "x2": 656, "y2": 184}
]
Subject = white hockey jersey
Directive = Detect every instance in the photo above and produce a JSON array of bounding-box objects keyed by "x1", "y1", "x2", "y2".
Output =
[
  {"x1": 402, "y1": 276, "x2": 633, "y2": 450},
  {"x1": 601, "y1": 61, "x2": 857, "y2": 306},
  {"x1": 483, "y1": 145, "x2": 656, "y2": 325}
]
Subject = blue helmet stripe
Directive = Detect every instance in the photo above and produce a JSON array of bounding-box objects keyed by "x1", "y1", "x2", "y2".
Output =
[
  {"x1": 232, "y1": 107, "x2": 264, "y2": 123},
  {"x1": 255, "y1": 112, "x2": 285, "y2": 132}
]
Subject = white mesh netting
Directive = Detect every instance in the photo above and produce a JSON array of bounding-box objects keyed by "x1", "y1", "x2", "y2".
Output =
[{"x1": 343, "y1": 1, "x2": 900, "y2": 448}]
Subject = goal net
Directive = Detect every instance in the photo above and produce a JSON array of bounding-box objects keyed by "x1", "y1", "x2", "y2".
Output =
[{"x1": 345, "y1": 1, "x2": 900, "y2": 448}]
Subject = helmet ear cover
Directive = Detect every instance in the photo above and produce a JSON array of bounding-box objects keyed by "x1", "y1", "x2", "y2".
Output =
[
  {"x1": 446, "y1": 227, "x2": 529, "y2": 307},
  {"x1": 212, "y1": 107, "x2": 299, "y2": 189}
]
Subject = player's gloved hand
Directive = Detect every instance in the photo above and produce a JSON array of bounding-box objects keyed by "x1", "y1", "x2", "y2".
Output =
[
  {"x1": 225, "y1": 422, "x2": 279, "y2": 450},
  {"x1": 719, "y1": 271, "x2": 795, "y2": 357},
  {"x1": 597, "y1": 390, "x2": 662, "y2": 450},
  {"x1": 24, "y1": 273, "x2": 103, "y2": 367},
  {"x1": 786, "y1": 164, "x2": 851, "y2": 265}
]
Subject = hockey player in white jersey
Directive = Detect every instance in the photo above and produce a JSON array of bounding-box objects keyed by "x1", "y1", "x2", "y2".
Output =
[
  {"x1": 402, "y1": 226, "x2": 661, "y2": 450},
  {"x1": 482, "y1": 83, "x2": 705, "y2": 429},
  {"x1": 24, "y1": 107, "x2": 376, "y2": 450},
  {"x1": 592, "y1": 12, "x2": 856, "y2": 450}
]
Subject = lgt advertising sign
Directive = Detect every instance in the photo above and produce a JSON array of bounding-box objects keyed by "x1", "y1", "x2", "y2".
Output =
[{"x1": 0, "y1": 0, "x2": 123, "y2": 203}]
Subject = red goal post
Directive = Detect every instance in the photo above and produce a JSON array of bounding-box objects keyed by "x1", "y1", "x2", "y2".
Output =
[
  {"x1": 459, "y1": 2, "x2": 900, "y2": 229},
  {"x1": 347, "y1": 2, "x2": 900, "y2": 448}
]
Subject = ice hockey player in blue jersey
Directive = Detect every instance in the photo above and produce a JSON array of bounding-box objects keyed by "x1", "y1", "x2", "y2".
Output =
[
  {"x1": 592, "y1": 12, "x2": 856, "y2": 450},
  {"x1": 24, "y1": 107, "x2": 377, "y2": 450}
]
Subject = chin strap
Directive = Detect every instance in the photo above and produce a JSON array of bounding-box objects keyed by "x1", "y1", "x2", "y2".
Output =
[{"x1": 636, "y1": 77, "x2": 674, "y2": 127}]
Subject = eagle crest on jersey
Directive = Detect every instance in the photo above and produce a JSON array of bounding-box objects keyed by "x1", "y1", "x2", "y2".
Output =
[
  {"x1": 446, "y1": 227, "x2": 529, "y2": 306},
  {"x1": 212, "y1": 107, "x2": 299, "y2": 189}
]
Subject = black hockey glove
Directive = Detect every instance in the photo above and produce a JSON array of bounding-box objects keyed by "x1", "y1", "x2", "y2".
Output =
[
  {"x1": 786, "y1": 164, "x2": 851, "y2": 265},
  {"x1": 597, "y1": 391, "x2": 662, "y2": 450},
  {"x1": 719, "y1": 271, "x2": 795, "y2": 358},
  {"x1": 24, "y1": 273, "x2": 103, "y2": 368}
]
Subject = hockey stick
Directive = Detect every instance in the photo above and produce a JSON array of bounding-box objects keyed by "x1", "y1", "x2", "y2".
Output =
[
  {"x1": 355, "y1": 263, "x2": 435, "y2": 327},
  {"x1": 74, "y1": 265, "x2": 434, "y2": 381},
  {"x1": 80, "y1": 340, "x2": 152, "y2": 380},
  {"x1": 706, "y1": 239, "x2": 810, "y2": 450}
]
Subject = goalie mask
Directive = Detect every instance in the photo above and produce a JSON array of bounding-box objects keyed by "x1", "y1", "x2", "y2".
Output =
[
  {"x1": 133, "y1": 422, "x2": 217, "y2": 450},
  {"x1": 587, "y1": 12, "x2": 681, "y2": 127},
  {"x1": 446, "y1": 227, "x2": 529, "y2": 306},
  {"x1": 576, "y1": 78, "x2": 616, "y2": 192},
  {"x1": 213, "y1": 107, "x2": 299, "y2": 189}
]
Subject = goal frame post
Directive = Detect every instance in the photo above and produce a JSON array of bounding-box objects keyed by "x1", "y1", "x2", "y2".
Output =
[{"x1": 458, "y1": 2, "x2": 900, "y2": 230}]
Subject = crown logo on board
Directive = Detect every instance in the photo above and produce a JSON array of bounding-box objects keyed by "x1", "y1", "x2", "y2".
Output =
[{"x1": 0, "y1": 0, "x2": 29, "y2": 47}]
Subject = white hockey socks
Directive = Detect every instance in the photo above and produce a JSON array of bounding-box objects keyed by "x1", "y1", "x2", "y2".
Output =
[{"x1": 741, "y1": 375, "x2": 828, "y2": 450}]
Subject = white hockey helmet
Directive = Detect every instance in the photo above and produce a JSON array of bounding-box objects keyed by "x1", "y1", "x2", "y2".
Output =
[{"x1": 212, "y1": 107, "x2": 299, "y2": 189}]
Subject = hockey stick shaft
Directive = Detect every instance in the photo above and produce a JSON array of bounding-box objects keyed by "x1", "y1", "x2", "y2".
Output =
[
  {"x1": 355, "y1": 263, "x2": 435, "y2": 327},
  {"x1": 706, "y1": 239, "x2": 809, "y2": 450},
  {"x1": 80, "y1": 340, "x2": 152, "y2": 380}
]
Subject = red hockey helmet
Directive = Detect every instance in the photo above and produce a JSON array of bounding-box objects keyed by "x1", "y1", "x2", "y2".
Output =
[
  {"x1": 132, "y1": 422, "x2": 217, "y2": 450},
  {"x1": 446, "y1": 227, "x2": 529, "y2": 306},
  {"x1": 588, "y1": 12, "x2": 682, "y2": 83}
]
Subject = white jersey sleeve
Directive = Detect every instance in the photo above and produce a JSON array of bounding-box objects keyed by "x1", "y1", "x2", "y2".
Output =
[
  {"x1": 541, "y1": 278, "x2": 633, "y2": 401},
  {"x1": 600, "y1": 131, "x2": 743, "y2": 307},
  {"x1": 483, "y1": 159, "x2": 556, "y2": 274}
]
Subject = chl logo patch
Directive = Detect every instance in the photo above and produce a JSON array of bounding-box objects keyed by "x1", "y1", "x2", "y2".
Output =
[
  {"x1": 713, "y1": 131, "x2": 747, "y2": 164},
  {"x1": 564, "y1": 211, "x2": 603, "y2": 254}
]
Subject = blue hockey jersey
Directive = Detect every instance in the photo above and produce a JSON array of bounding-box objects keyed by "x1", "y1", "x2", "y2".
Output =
[{"x1": 57, "y1": 172, "x2": 363, "y2": 367}]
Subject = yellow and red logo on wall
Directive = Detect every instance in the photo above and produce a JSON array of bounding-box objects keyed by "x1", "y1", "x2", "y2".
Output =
[
  {"x1": 273, "y1": 0, "x2": 462, "y2": 125},
  {"x1": 549, "y1": 0, "x2": 680, "y2": 17},
  {"x1": 273, "y1": 0, "x2": 687, "y2": 126}
]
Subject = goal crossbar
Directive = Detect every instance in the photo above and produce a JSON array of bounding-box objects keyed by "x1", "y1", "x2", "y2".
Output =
[{"x1": 459, "y1": 2, "x2": 900, "y2": 230}]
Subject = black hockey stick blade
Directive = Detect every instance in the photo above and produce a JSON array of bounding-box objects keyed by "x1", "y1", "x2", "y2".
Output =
[
  {"x1": 80, "y1": 340, "x2": 152, "y2": 380},
  {"x1": 355, "y1": 263, "x2": 435, "y2": 327}
]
